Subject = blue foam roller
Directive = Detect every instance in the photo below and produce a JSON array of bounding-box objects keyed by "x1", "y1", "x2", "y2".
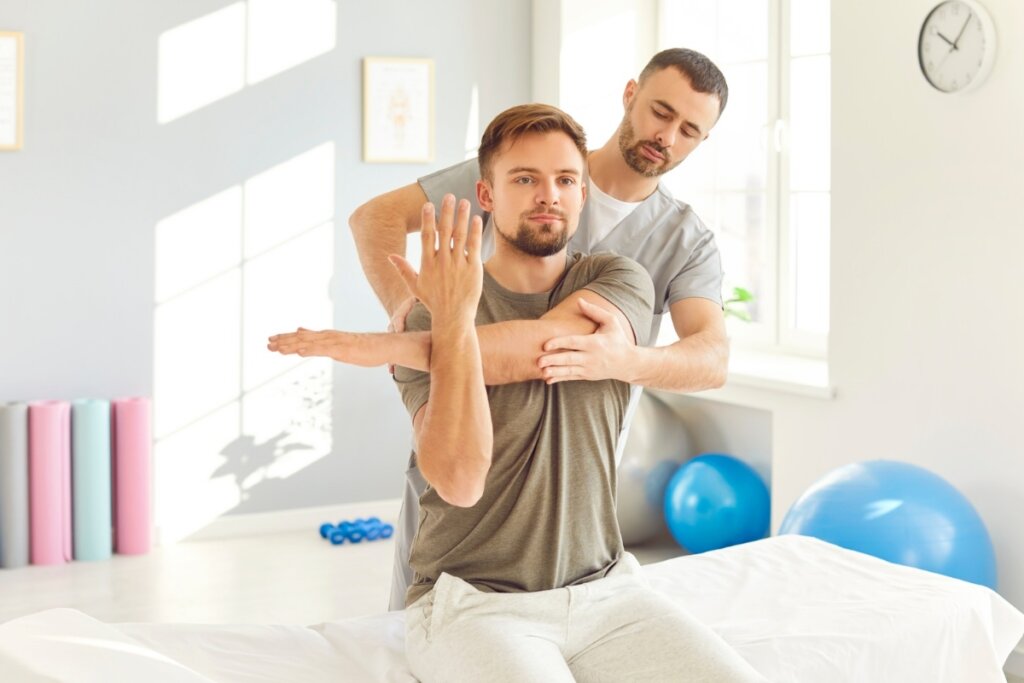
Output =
[{"x1": 71, "y1": 399, "x2": 113, "y2": 561}]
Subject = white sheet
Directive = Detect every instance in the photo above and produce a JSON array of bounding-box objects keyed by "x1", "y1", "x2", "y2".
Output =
[{"x1": 2, "y1": 536, "x2": 1022, "y2": 682}]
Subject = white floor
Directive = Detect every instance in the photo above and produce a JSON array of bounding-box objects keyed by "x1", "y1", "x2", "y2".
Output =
[{"x1": 0, "y1": 503, "x2": 685, "y2": 626}]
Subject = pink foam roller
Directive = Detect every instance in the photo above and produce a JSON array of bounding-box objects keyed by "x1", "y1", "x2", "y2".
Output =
[
  {"x1": 112, "y1": 397, "x2": 152, "y2": 555},
  {"x1": 28, "y1": 401, "x2": 72, "y2": 565}
]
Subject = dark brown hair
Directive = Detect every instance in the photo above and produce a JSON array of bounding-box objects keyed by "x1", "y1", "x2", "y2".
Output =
[
  {"x1": 478, "y1": 104, "x2": 587, "y2": 181},
  {"x1": 639, "y1": 48, "x2": 729, "y2": 117}
]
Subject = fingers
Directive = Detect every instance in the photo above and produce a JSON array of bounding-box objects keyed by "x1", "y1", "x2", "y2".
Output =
[
  {"x1": 538, "y1": 350, "x2": 584, "y2": 368},
  {"x1": 542, "y1": 335, "x2": 587, "y2": 353},
  {"x1": 577, "y1": 298, "x2": 615, "y2": 323},
  {"x1": 420, "y1": 202, "x2": 436, "y2": 256},
  {"x1": 388, "y1": 254, "x2": 420, "y2": 300},
  {"x1": 467, "y1": 215, "x2": 483, "y2": 261},
  {"x1": 437, "y1": 194, "x2": 455, "y2": 260},
  {"x1": 451, "y1": 198, "x2": 470, "y2": 256},
  {"x1": 392, "y1": 296, "x2": 416, "y2": 334},
  {"x1": 541, "y1": 364, "x2": 585, "y2": 384}
]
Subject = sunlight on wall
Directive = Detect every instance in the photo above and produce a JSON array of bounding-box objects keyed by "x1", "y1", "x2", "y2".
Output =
[
  {"x1": 158, "y1": 3, "x2": 246, "y2": 124},
  {"x1": 247, "y1": 0, "x2": 337, "y2": 84},
  {"x1": 464, "y1": 84, "x2": 480, "y2": 159},
  {"x1": 153, "y1": 143, "x2": 336, "y2": 543},
  {"x1": 158, "y1": 0, "x2": 337, "y2": 124}
]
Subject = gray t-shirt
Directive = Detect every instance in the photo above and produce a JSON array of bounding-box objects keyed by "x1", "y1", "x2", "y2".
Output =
[
  {"x1": 395, "y1": 253, "x2": 655, "y2": 607},
  {"x1": 419, "y1": 158, "x2": 723, "y2": 343}
]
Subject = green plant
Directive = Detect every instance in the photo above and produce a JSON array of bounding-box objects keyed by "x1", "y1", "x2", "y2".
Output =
[{"x1": 724, "y1": 286, "x2": 754, "y2": 322}]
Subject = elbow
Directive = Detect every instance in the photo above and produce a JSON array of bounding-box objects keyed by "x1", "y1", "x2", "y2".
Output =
[
  {"x1": 420, "y1": 449, "x2": 491, "y2": 508},
  {"x1": 348, "y1": 201, "x2": 370, "y2": 237},
  {"x1": 437, "y1": 483, "x2": 485, "y2": 508}
]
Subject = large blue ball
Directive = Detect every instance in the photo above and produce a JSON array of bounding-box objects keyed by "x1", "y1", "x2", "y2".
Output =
[
  {"x1": 779, "y1": 460, "x2": 997, "y2": 589},
  {"x1": 663, "y1": 454, "x2": 770, "y2": 553}
]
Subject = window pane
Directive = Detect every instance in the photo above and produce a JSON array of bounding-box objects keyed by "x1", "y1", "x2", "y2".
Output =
[
  {"x1": 716, "y1": 61, "x2": 769, "y2": 191},
  {"x1": 659, "y1": 0, "x2": 718, "y2": 58},
  {"x1": 718, "y1": 191, "x2": 768, "y2": 324},
  {"x1": 659, "y1": 0, "x2": 768, "y2": 64},
  {"x1": 716, "y1": 0, "x2": 769, "y2": 63},
  {"x1": 789, "y1": 54, "x2": 830, "y2": 191},
  {"x1": 790, "y1": 0, "x2": 830, "y2": 56},
  {"x1": 791, "y1": 191, "x2": 829, "y2": 334}
]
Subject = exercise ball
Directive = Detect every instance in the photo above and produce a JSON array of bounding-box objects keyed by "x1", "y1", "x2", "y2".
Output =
[
  {"x1": 616, "y1": 394, "x2": 693, "y2": 546},
  {"x1": 663, "y1": 453, "x2": 770, "y2": 553},
  {"x1": 779, "y1": 460, "x2": 997, "y2": 589}
]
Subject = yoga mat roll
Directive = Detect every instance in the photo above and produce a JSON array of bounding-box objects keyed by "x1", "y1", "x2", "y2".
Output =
[
  {"x1": 113, "y1": 397, "x2": 151, "y2": 555},
  {"x1": 28, "y1": 400, "x2": 73, "y2": 565},
  {"x1": 0, "y1": 403, "x2": 30, "y2": 568},
  {"x1": 72, "y1": 399, "x2": 113, "y2": 561}
]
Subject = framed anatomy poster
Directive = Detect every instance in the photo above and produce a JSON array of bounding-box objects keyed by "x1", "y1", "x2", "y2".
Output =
[
  {"x1": 0, "y1": 31, "x2": 23, "y2": 151},
  {"x1": 362, "y1": 57, "x2": 434, "y2": 163}
]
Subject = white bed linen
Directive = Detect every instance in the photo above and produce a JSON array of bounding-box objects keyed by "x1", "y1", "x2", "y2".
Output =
[{"x1": 2, "y1": 536, "x2": 1022, "y2": 682}]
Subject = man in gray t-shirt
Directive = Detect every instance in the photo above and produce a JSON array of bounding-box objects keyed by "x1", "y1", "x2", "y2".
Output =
[
  {"x1": 271, "y1": 104, "x2": 764, "y2": 682},
  {"x1": 350, "y1": 49, "x2": 734, "y2": 609}
]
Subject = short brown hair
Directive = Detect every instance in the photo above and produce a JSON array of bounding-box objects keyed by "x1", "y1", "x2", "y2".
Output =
[
  {"x1": 478, "y1": 104, "x2": 588, "y2": 182},
  {"x1": 639, "y1": 48, "x2": 729, "y2": 118}
]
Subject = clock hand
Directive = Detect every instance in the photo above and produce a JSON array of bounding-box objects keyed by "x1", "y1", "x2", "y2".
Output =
[
  {"x1": 952, "y1": 12, "x2": 972, "y2": 48},
  {"x1": 935, "y1": 31, "x2": 957, "y2": 48}
]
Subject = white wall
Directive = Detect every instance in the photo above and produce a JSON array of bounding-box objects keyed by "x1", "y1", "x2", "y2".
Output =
[
  {"x1": 0, "y1": 0, "x2": 532, "y2": 540},
  {"x1": 658, "y1": 0, "x2": 1024, "y2": 615}
]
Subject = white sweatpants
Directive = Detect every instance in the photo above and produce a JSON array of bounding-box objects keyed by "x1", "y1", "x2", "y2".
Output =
[{"x1": 405, "y1": 553, "x2": 766, "y2": 683}]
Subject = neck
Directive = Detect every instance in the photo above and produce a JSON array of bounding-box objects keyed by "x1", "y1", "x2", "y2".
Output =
[
  {"x1": 588, "y1": 136, "x2": 659, "y2": 203},
  {"x1": 485, "y1": 241, "x2": 568, "y2": 294}
]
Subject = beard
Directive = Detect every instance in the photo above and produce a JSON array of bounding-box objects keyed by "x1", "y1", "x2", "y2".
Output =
[
  {"x1": 494, "y1": 208, "x2": 572, "y2": 257},
  {"x1": 617, "y1": 112, "x2": 680, "y2": 178}
]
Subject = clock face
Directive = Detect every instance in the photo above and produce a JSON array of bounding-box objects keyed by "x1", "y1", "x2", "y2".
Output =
[{"x1": 918, "y1": 0, "x2": 996, "y2": 93}]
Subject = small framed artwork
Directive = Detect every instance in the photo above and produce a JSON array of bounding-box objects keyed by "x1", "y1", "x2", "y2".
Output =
[
  {"x1": 0, "y1": 31, "x2": 24, "y2": 151},
  {"x1": 362, "y1": 57, "x2": 434, "y2": 163}
]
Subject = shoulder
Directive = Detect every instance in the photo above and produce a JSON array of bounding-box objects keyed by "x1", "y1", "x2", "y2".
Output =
[
  {"x1": 418, "y1": 158, "x2": 480, "y2": 187},
  {"x1": 568, "y1": 252, "x2": 648, "y2": 281},
  {"x1": 653, "y1": 184, "x2": 713, "y2": 236}
]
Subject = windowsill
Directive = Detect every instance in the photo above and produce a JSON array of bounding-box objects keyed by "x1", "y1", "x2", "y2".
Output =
[
  {"x1": 652, "y1": 349, "x2": 833, "y2": 410},
  {"x1": 654, "y1": 322, "x2": 835, "y2": 402},
  {"x1": 721, "y1": 349, "x2": 834, "y2": 399}
]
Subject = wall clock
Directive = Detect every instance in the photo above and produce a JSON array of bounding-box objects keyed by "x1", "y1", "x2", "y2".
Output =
[{"x1": 918, "y1": 0, "x2": 996, "y2": 93}]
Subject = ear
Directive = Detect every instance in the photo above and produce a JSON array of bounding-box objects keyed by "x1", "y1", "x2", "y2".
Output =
[
  {"x1": 476, "y1": 179, "x2": 494, "y2": 212},
  {"x1": 622, "y1": 79, "x2": 638, "y2": 109},
  {"x1": 580, "y1": 180, "x2": 588, "y2": 207}
]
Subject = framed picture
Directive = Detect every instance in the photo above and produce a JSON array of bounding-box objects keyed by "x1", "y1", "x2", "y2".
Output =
[
  {"x1": 0, "y1": 31, "x2": 23, "y2": 151},
  {"x1": 362, "y1": 57, "x2": 434, "y2": 163}
]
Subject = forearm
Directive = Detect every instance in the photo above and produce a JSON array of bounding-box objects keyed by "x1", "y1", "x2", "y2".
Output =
[
  {"x1": 418, "y1": 320, "x2": 493, "y2": 507},
  {"x1": 349, "y1": 202, "x2": 415, "y2": 316},
  {"x1": 625, "y1": 331, "x2": 730, "y2": 392},
  {"x1": 477, "y1": 318, "x2": 596, "y2": 385}
]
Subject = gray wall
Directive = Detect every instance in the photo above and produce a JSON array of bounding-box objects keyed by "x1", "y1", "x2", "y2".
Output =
[{"x1": 0, "y1": 0, "x2": 531, "y2": 532}]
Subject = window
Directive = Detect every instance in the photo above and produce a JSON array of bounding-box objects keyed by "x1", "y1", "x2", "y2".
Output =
[{"x1": 659, "y1": 0, "x2": 830, "y2": 357}]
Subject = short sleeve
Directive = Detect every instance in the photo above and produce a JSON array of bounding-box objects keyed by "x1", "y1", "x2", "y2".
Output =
[
  {"x1": 418, "y1": 159, "x2": 486, "y2": 218},
  {"x1": 666, "y1": 220, "x2": 724, "y2": 309},
  {"x1": 578, "y1": 255, "x2": 656, "y2": 347},
  {"x1": 393, "y1": 304, "x2": 433, "y2": 421}
]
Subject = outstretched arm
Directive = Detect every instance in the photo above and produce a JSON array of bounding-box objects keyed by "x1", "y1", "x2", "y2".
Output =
[
  {"x1": 267, "y1": 287, "x2": 634, "y2": 385},
  {"x1": 539, "y1": 296, "x2": 728, "y2": 391}
]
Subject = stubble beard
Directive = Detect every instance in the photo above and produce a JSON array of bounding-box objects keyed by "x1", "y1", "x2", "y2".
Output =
[
  {"x1": 494, "y1": 209, "x2": 571, "y2": 258},
  {"x1": 617, "y1": 114, "x2": 678, "y2": 178}
]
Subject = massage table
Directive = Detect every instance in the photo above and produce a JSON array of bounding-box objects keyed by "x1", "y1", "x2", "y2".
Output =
[{"x1": 2, "y1": 535, "x2": 1022, "y2": 682}]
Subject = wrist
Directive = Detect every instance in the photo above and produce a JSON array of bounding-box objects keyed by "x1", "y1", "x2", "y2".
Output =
[{"x1": 620, "y1": 344, "x2": 645, "y2": 384}]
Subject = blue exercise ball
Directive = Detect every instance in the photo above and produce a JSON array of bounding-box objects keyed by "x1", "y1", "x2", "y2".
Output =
[
  {"x1": 663, "y1": 454, "x2": 770, "y2": 553},
  {"x1": 779, "y1": 460, "x2": 997, "y2": 589}
]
